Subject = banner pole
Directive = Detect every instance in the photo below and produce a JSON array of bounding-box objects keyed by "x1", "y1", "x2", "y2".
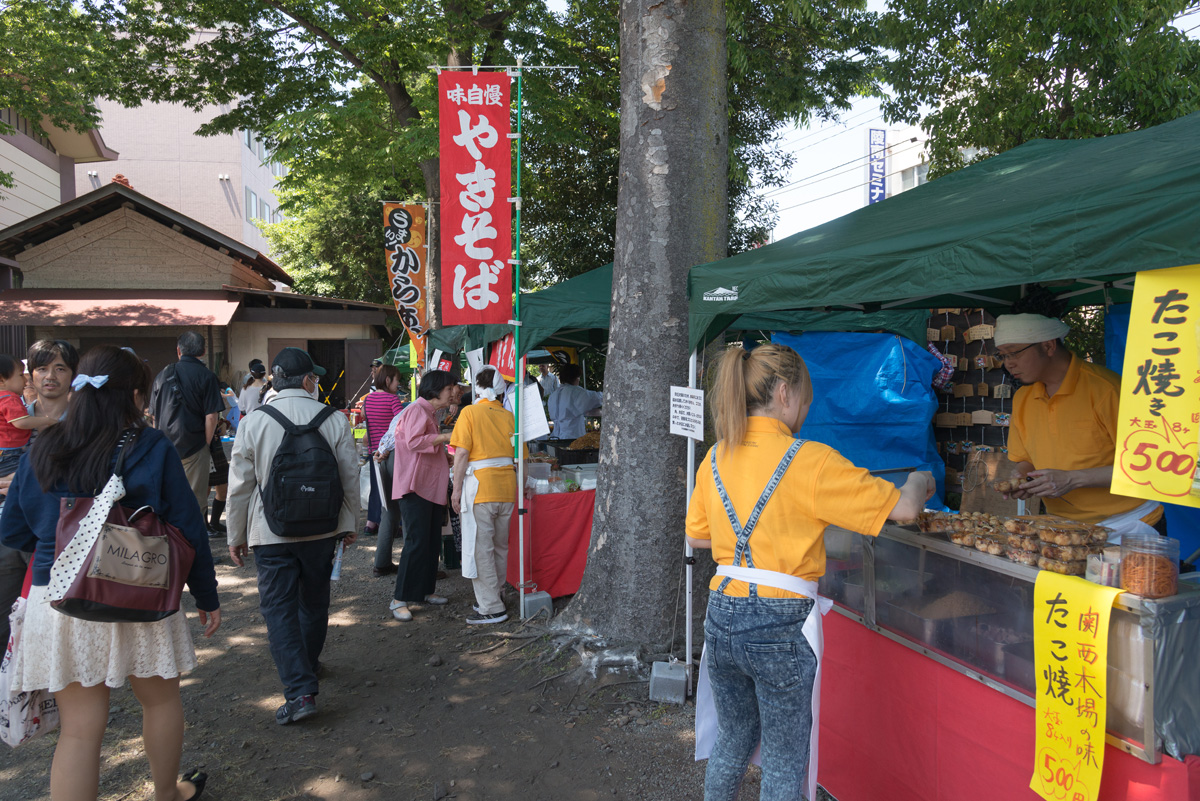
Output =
[
  {"x1": 685, "y1": 348, "x2": 697, "y2": 694},
  {"x1": 513, "y1": 56, "x2": 528, "y2": 618}
]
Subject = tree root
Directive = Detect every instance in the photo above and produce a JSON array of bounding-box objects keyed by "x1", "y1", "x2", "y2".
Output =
[
  {"x1": 466, "y1": 641, "x2": 507, "y2": 655},
  {"x1": 528, "y1": 668, "x2": 573, "y2": 690},
  {"x1": 586, "y1": 677, "x2": 649, "y2": 699},
  {"x1": 469, "y1": 630, "x2": 543, "y2": 640}
]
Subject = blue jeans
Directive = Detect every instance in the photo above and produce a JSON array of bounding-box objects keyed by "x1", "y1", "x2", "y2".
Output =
[
  {"x1": 704, "y1": 590, "x2": 817, "y2": 801},
  {"x1": 254, "y1": 538, "x2": 337, "y2": 701}
]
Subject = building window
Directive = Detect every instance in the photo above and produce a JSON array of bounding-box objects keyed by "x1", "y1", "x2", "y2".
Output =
[
  {"x1": 899, "y1": 162, "x2": 930, "y2": 193},
  {"x1": 0, "y1": 108, "x2": 56, "y2": 153},
  {"x1": 244, "y1": 129, "x2": 254, "y2": 151},
  {"x1": 245, "y1": 187, "x2": 258, "y2": 219},
  {"x1": 259, "y1": 198, "x2": 271, "y2": 221}
]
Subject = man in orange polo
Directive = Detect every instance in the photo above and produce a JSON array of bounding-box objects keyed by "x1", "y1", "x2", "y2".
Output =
[{"x1": 997, "y1": 313, "x2": 1162, "y2": 538}]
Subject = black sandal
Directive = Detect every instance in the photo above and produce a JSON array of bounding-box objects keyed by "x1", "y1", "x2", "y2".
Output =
[{"x1": 180, "y1": 768, "x2": 208, "y2": 801}]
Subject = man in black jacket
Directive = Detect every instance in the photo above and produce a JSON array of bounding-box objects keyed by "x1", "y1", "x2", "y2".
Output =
[{"x1": 149, "y1": 331, "x2": 224, "y2": 512}]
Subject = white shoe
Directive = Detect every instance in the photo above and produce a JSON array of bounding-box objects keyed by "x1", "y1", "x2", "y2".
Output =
[{"x1": 389, "y1": 601, "x2": 412, "y2": 622}]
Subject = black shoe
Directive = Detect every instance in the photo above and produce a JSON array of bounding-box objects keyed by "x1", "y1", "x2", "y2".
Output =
[
  {"x1": 180, "y1": 768, "x2": 208, "y2": 801},
  {"x1": 372, "y1": 563, "x2": 398, "y2": 577},
  {"x1": 276, "y1": 694, "x2": 317, "y2": 725},
  {"x1": 465, "y1": 611, "x2": 508, "y2": 626},
  {"x1": 207, "y1": 525, "x2": 226, "y2": 539}
]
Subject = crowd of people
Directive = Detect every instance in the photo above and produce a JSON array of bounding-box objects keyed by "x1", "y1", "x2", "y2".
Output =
[{"x1": 0, "y1": 333, "x2": 600, "y2": 800}]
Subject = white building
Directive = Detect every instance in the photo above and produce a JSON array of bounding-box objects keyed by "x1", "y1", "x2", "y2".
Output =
[{"x1": 74, "y1": 100, "x2": 284, "y2": 256}]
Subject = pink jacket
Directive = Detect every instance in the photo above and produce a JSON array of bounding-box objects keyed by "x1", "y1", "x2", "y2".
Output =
[{"x1": 391, "y1": 397, "x2": 449, "y2": 505}]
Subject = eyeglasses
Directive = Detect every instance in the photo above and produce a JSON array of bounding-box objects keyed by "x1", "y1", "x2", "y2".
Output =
[{"x1": 993, "y1": 343, "x2": 1037, "y2": 363}]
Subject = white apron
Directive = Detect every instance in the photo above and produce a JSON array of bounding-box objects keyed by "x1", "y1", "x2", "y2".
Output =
[
  {"x1": 695, "y1": 568, "x2": 832, "y2": 801},
  {"x1": 459, "y1": 456, "x2": 515, "y2": 579},
  {"x1": 1098, "y1": 500, "x2": 1161, "y2": 542},
  {"x1": 693, "y1": 438, "x2": 830, "y2": 801}
]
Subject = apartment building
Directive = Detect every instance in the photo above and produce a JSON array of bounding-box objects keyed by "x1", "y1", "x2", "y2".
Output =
[
  {"x1": 0, "y1": 108, "x2": 117, "y2": 234},
  {"x1": 75, "y1": 99, "x2": 284, "y2": 257}
]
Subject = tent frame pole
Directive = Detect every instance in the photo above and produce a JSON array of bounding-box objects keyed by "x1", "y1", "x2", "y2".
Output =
[{"x1": 685, "y1": 348, "x2": 698, "y2": 694}]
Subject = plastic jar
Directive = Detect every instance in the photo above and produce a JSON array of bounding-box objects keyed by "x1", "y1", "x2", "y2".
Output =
[{"x1": 1120, "y1": 534, "x2": 1179, "y2": 599}]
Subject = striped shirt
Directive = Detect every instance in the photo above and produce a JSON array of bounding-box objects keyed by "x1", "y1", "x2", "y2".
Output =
[{"x1": 363, "y1": 390, "x2": 404, "y2": 452}]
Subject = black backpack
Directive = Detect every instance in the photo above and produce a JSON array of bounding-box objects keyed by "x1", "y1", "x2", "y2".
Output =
[{"x1": 256, "y1": 403, "x2": 344, "y2": 537}]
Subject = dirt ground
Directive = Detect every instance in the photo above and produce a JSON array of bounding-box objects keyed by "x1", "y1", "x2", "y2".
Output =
[{"x1": 0, "y1": 535, "x2": 796, "y2": 801}]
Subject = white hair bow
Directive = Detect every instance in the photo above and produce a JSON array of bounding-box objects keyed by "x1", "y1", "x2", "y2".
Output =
[{"x1": 71, "y1": 374, "x2": 110, "y2": 391}]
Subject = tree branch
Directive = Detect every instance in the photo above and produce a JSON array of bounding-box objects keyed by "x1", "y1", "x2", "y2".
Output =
[{"x1": 260, "y1": 0, "x2": 386, "y2": 86}]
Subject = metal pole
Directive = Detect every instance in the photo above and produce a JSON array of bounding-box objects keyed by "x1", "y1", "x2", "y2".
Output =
[
  {"x1": 685, "y1": 348, "x2": 698, "y2": 694},
  {"x1": 512, "y1": 57, "x2": 528, "y2": 618}
]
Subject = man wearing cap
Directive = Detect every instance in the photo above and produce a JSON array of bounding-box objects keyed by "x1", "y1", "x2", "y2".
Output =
[
  {"x1": 226, "y1": 348, "x2": 361, "y2": 725},
  {"x1": 996, "y1": 314, "x2": 1163, "y2": 537}
]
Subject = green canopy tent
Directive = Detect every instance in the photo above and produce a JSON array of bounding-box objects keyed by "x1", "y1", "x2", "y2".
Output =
[
  {"x1": 428, "y1": 263, "x2": 932, "y2": 359},
  {"x1": 689, "y1": 110, "x2": 1200, "y2": 352},
  {"x1": 427, "y1": 263, "x2": 615, "y2": 358}
]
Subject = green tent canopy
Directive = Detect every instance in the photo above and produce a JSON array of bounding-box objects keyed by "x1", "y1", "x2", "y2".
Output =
[
  {"x1": 688, "y1": 111, "x2": 1200, "y2": 351},
  {"x1": 428, "y1": 264, "x2": 615, "y2": 357},
  {"x1": 428, "y1": 264, "x2": 933, "y2": 357}
]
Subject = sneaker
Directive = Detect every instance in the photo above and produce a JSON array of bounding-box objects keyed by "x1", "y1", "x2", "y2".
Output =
[
  {"x1": 389, "y1": 601, "x2": 412, "y2": 622},
  {"x1": 276, "y1": 694, "x2": 317, "y2": 725},
  {"x1": 466, "y1": 611, "x2": 508, "y2": 625}
]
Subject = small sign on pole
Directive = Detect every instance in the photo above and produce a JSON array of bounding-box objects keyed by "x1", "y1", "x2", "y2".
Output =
[{"x1": 670, "y1": 386, "x2": 705, "y2": 440}]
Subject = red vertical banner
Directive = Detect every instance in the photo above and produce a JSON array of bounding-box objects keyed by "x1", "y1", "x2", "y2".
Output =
[
  {"x1": 438, "y1": 71, "x2": 513, "y2": 326},
  {"x1": 488, "y1": 333, "x2": 516, "y2": 382},
  {"x1": 383, "y1": 203, "x2": 428, "y2": 368}
]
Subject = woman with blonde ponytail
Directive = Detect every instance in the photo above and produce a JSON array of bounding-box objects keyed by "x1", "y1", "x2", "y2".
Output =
[{"x1": 688, "y1": 343, "x2": 934, "y2": 801}]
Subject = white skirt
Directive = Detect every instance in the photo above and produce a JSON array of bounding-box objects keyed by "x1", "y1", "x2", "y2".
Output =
[{"x1": 11, "y1": 584, "x2": 197, "y2": 693}]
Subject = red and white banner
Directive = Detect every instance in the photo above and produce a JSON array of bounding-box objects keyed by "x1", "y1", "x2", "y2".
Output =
[
  {"x1": 489, "y1": 333, "x2": 516, "y2": 382},
  {"x1": 439, "y1": 71, "x2": 512, "y2": 326}
]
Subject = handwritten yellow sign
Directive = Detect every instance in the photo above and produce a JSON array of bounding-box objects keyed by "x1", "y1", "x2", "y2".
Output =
[
  {"x1": 1031, "y1": 572, "x2": 1123, "y2": 801},
  {"x1": 1112, "y1": 263, "x2": 1200, "y2": 508}
]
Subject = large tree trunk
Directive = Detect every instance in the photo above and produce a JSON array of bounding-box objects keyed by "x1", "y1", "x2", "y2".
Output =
[{"x1": 560, "y1": 0, "x2": 727, "y2": 649}]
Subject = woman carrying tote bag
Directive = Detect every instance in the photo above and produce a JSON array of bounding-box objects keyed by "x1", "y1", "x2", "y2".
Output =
[{"x1": 0, "y1": 346, "x2": 221, "y2": 801}]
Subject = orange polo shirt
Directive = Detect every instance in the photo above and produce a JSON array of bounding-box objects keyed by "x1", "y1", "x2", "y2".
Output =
[
  {"x1": 686, "y1": 416, "x2": 900, "y2": 599},
  {"x1": 1008, "y1": 354, "x2": 1150, "y2": 525},
  {"x1": 450, "y1": 399, "x2": 527, "y2": 503}
]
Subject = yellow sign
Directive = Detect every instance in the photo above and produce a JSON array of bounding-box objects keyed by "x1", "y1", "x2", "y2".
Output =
[
  {"x1": 1030, "y1": 573, "x2": 1123, "y2": 801},
  {"x1": 1112, "y1": 263, "x2": 1200, "y2": 508}
]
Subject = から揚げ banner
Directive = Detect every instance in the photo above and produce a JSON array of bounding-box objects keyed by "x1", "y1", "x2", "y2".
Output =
[
  {"x1": 438, "y1": 71, "x2": 512, "y2": 327},
  {"x1": 383, "y1": 203, "x2": 428, "y2": 368}
]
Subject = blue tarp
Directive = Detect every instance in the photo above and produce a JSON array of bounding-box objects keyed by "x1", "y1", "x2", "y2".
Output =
[
  {"x1": 1104, "y1": 304, "x2": 1200, "y2": 560},
  {"x1": 771, "y1": 331, "x2": 946, "y2": 507}
]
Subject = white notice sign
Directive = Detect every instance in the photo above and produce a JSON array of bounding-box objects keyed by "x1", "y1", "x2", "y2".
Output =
[
  {"x1": 669, "y1": 386, "x2": 705, "y2": 439},
  {"x1": 520, "y1": 381, "x2": 551, "y2": 441}
]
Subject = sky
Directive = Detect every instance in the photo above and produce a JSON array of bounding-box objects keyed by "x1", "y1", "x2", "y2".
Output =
[{"x1": 768, "y1": 5, "x2": 1200, "y2": 241}]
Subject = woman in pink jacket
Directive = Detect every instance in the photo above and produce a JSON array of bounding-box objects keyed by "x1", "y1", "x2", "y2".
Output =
[{"x1": 389, "y1": 370, "x2": 457, "y2": 621}]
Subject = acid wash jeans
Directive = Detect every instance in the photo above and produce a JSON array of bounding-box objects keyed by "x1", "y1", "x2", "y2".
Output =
[{"x1": 703, "y1": 590, "x2": 818, "y2": 801}]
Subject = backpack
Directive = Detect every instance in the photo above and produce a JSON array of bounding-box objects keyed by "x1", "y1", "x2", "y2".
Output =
[
  {"x1": 256, "y1": 403, "x2": 344, "y2": 537},
  {"x1": 152, "y1": 364, "x2": 205, "y2": 457}
]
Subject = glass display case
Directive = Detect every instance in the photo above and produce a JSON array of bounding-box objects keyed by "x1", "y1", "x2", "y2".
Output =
[{"x1": 820, "y1": 524, "x2": 1200, "y2": 764}]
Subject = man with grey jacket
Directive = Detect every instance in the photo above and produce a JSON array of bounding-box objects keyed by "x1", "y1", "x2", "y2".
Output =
[{"x1": 226, "y1": 348, "x2": 360, "y2": 725}]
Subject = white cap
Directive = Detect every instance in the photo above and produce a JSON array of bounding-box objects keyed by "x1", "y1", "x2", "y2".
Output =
[{"x1": 993, "y1": 314, "x2": 1070, "y2": 347}]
